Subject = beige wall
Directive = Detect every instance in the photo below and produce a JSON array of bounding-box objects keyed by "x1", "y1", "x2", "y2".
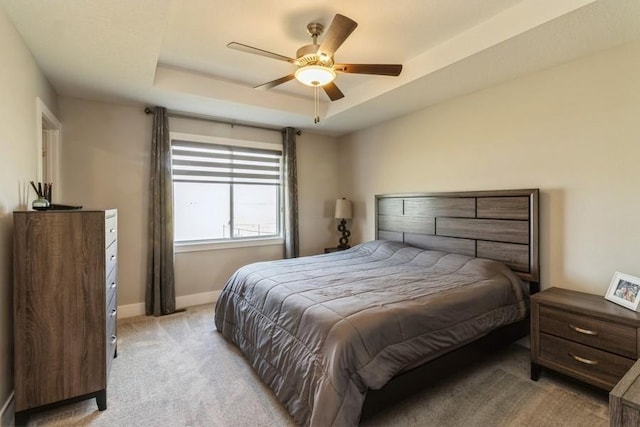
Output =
[
  {"x1": 59, "y1": 98, "x2": 152, "y2": 306},
  {"x1": 0, "y1": 6, "x2": 58, "y2": 414},
  {"x1": 338, "y1": 40, "x2": 640, "y2": 296},
  {"x1": 58, "y1": 100, "x2": 340, "y2": 307},
  {"x1": 297, "y1": 132, "x2": 340, "y2": 256}
]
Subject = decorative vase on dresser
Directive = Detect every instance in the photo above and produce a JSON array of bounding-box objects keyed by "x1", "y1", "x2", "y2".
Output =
[{"x1": 13, "y1": 209, "x2": 118, "y2": 424}]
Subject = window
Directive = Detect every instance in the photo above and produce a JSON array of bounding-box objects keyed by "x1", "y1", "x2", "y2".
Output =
[{"x1": 171, "y1": 134, "x2": 283, "y2": 246}]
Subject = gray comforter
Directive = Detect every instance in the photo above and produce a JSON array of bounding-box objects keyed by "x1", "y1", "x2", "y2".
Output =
[{"x1": 214, "y1": 240, "x2": 527, "y2": 426}]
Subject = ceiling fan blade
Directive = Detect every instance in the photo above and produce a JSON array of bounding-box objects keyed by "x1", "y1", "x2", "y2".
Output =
[
  {"x1": 227, "y1": 42, "x2": 296, "y2": 63},
  {"x1": 254, "y1": 73, "x2": 296, "y2": 90},
  {"x1": 334, "y1": 64, "x2": 403, "y2": 76},
  {"x1": 323, "y1": 82, "x2": 345, "y2": 101},
  {"x1": 318, "y1": 14, "x2": 358, "y2": 57}
]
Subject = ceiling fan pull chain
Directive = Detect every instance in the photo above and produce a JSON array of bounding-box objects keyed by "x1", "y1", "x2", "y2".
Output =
[{"x1": 314, "y1": 86, "x2": 320, "y2": 124}]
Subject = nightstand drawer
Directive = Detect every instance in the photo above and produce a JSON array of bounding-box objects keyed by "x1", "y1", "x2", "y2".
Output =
[
  {"x1": 539, "y1": 333, "x2": 635, "y2": 390},
  {"x1": 540, "y1": 306, "x2": 637, "y2": 358}
]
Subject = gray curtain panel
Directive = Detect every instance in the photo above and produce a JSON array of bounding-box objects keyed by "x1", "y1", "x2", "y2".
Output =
[
  {"x1": 146, "y1": 106, "x2": 176, "y2": 316},
  {"x1": 282, "y1": 127, "x2": 299, "y2": 258}
]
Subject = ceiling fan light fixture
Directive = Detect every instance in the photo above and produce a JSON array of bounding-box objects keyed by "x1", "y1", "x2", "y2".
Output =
[{"x1": 295, "y1": 65, "x2": 336, "y2": 87}]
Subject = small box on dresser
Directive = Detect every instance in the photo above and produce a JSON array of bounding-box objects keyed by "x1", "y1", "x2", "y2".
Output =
[
  {"x1": 530, "y1": 287, "x2": 640, "y2": 391},
  {"x1": 13, "y1": 209, "x2": 118, "y2": 424}
]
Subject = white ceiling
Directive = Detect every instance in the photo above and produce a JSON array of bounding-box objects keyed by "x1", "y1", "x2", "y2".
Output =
[{"x1": 1, "y1": 0, "x2": 639, "y2": 136}]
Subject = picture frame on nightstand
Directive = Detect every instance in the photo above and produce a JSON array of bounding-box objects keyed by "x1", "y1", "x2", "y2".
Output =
[{"x1": 605, "y1": 272, "x2": 640, "y2": 311}]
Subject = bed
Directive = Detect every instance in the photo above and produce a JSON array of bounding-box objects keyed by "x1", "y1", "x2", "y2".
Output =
[{"x1": 215, "y1": 189, "x2": 539, "y2": 426}]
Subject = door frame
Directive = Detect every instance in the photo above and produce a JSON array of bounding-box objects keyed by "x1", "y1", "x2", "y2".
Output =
[{"x1": 36, "y1": 97, "x2": 62, "y2": 203}]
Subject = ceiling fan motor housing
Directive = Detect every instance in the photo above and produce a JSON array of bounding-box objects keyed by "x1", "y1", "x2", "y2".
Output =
[
  {"x1": 296, "y1": 44, "x2": 334, "y2": 67},
  {"x1": 296, "y1": 22, "x2": 334, "y2": 67}
]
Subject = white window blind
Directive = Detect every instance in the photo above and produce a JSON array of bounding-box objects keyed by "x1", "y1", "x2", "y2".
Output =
[{"x1": 172, "y1": 140, "x2": 282, "y2": 185}]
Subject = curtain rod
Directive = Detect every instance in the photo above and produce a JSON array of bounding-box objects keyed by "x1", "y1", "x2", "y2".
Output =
[{"x1": 144, "y1": 107, "x2": 301, "y2": 135}]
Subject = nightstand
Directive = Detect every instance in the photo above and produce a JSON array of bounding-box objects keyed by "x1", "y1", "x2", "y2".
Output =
[
  {"x1": 531, "y1": 287, "x2": 640, "y2": 391},
  {"x1": 324, "y1": 246, "x2": 349, "y2": 254}
]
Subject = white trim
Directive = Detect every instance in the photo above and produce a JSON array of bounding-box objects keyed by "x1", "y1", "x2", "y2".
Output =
[
  {"x1": 117, "y1": 290, "x2": 222, "y2": 319},
  {"x1": 36, "y1": 97, "x2": 62, "y2": 202},
  {"x1": 176, "y1": 290, "x2": 221, "y2": 310},
  {"x1": 117, "y1": 302, "x2": 146, "y2": 319},
  {"x1": 175, "y1": 237, "x2": 284, "y2": 253},
  {"x1": 1, "y1": 391, "x2": 15, "y2": 427}
]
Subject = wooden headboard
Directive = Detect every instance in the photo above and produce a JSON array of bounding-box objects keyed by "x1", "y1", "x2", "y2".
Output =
[{"x1": 375, "y1": 189, "x2": 539, "y2": 284}]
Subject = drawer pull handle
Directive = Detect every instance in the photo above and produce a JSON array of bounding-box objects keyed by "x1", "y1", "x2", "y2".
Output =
[
  {"x1": 569, "y1": 352, "x2": 598, "y2": 365},
  {"x1": 110, "y1": 255, "x2": 116, "y2": 261},
  {"x1": 569, "y1": 324, "x2": 598, "y2": 336},
  {"x1": 110, "y1": 281, "x2": 117, "y2": 289},
  {"x1": 110, "y1": 309, "x2": 117, "y2": 317},
  {"x1": 110, "y1": 335, "x2": 117, "y2": 344},
  {"x1": 109, "y1": 228, "x2": 116, "y2": 233}
]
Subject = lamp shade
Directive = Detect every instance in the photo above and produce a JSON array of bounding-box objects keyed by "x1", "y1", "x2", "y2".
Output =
[{"x1": 335, "y1": 198, "x2": 352, "y2": 219}]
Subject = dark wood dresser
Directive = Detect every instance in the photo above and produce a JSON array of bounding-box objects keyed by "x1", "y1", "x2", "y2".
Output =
[
  {"x1": 531, "y1": 287, "x2": 640, "y2": 391},
  {"x1": 13, "y1": 209, "x2": 118, "y2": 422}
]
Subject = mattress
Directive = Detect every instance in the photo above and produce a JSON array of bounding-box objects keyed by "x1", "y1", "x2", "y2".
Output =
[{"x1": 214, "y1": 240, "x2": 527, "y2": 426}]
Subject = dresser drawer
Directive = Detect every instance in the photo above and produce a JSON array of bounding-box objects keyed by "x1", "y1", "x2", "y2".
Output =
[
  {"x1": 106, "y1": 267, "x2": 117, "y2": 306},
  {"x1": 539, "y1": 305, "x2": 637, "y2": 358},
  {"x1": 106, "y1": 325, "x2": 117, "y2": 376},
  {"x1": 106, "y1": 240, "x2": 117, "y2": 277},
  {"x1": 539, "y1": 333, "x2": 635, "y2": 390},
  {"x1": 106, "y1": 291, "x2": 117, "y2": 332},
  {"x1": 105, "y1": 214, "x2": 117, "y2": 248},
  {"x1": 106, "y1": 292, "x2": 117, "y2": 376}
]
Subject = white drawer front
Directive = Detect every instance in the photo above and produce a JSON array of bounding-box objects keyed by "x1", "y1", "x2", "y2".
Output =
[
  {"x1": 106, "y1": 240, "x2": 117, "y2": 277},
  {"x1": 105, "y1": 214, "x2": 117, "y2": 248}
]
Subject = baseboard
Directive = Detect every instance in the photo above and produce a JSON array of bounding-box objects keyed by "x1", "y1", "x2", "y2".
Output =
[
  {"x1": 117, "y1": 290, "x2": 221, "y2": 319},
  {"x1": 176, "y1": 290, "x2": 221, "y2": 310},
  {"x1": 1, "y1": 391, "x2": 15, "y2": 427}
]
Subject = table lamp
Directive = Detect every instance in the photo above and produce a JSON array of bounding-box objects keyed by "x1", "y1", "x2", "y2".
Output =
[{"x1": 335, "y1": 198, "x2": 352, "y2": 249}]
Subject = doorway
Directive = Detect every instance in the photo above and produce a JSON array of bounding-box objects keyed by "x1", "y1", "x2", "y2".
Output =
[{"x1": 36, "y1": 97, "x2": 61, "y2": 203}]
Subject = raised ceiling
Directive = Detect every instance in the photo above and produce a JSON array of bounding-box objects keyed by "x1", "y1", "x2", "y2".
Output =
[{"x1": 1, "y1": 0, "x2": 639, "y2": 136}]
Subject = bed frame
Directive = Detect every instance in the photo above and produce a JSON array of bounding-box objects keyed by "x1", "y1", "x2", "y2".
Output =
[{"x1": 362, "y1": 188, "x2": 540, "y2": 418}]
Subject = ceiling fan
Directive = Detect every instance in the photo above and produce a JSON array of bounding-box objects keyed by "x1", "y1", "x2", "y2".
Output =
[{"x1": 227, "y1": 14, "x2": 403, "y2": 123}]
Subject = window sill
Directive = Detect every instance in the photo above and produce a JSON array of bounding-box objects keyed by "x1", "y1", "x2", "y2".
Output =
[{"x1": 175, "y1": 237, "x2": 284, "y2": 253}]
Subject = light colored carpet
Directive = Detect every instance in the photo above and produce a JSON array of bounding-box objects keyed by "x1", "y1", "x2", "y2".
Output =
[{"x1": 27, "y1": 304, "x2": 609, "y2": 426}]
